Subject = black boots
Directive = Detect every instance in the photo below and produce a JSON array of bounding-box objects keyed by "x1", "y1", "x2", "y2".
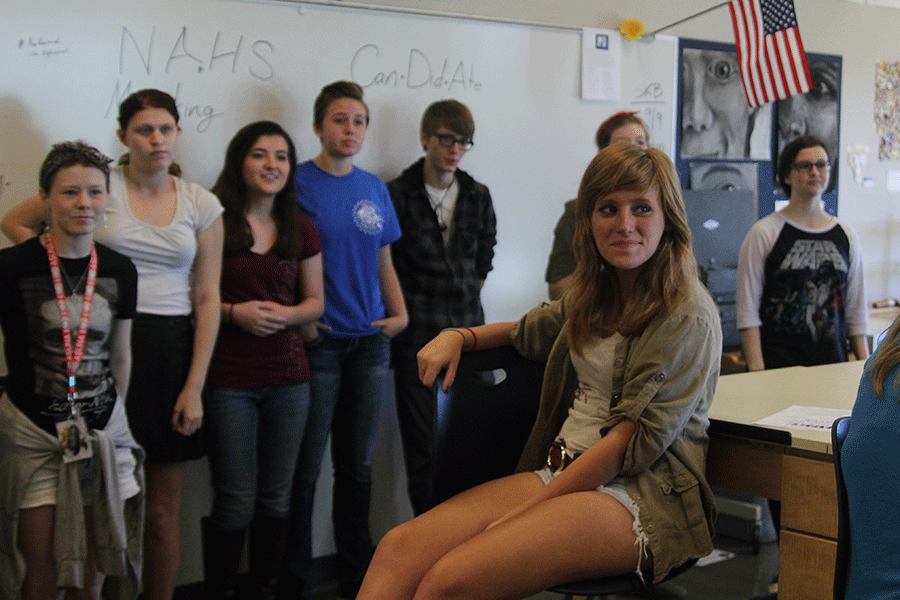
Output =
[
  {"x1": 202, "y1": 517, "x2": 247, "y2": 600},
  {"x1": 203, "y1": 513, "x2": 292, "y2": 600},
  {"x1": 248, "y1": 513, "x2": 291, "y2": 600}
]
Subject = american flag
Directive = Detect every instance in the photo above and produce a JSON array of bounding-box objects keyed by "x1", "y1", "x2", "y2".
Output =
[{"x1": 728, "y1": 0, "x2": 813, "y2": 107}]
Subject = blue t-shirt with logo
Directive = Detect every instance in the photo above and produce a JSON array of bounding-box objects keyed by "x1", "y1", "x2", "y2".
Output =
[{"x1": 295, "y1": 160, "x2": 402, "y2": 338}]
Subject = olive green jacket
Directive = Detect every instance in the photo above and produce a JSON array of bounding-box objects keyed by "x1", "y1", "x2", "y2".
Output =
[{"x1": 511, "y1": 278, "x2": 722, "y2": 583}]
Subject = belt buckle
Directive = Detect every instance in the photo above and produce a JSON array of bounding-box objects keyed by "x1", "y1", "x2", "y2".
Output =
[{"x1": 547, "y1": 439, "x2": 572, "y2": 474}]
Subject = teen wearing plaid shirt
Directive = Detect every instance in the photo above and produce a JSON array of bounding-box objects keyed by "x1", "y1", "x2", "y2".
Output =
[{"x1": 388, "y1": 100, "x2": 497, "y2": 515}]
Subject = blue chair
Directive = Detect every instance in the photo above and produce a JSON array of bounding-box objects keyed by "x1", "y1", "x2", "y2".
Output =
[
  {"x1": 831, "y1": 416, "x2": 851, "y2": 600},
  {"x1": 433, "y1": 346, "x2": 696, "y2": 599}
]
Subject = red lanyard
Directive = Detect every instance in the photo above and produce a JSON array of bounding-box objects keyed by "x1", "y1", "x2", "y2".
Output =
[{"x1": 44, "y1": 234, "x2": 98, "y2": 405}]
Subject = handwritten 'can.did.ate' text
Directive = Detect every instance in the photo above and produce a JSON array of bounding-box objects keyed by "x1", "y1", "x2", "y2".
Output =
[{"x1": 351, "y1": 44, "x2": 481, "y2": 91}]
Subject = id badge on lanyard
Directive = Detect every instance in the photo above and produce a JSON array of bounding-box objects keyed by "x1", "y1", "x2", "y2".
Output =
[{"x1": 45, "y1": 234, "x2": 98, "y2": 462}]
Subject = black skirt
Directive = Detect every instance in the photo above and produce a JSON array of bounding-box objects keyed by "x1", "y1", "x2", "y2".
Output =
[{"x1": 126, "y1": 313, "x2": 204, "y2": 463}]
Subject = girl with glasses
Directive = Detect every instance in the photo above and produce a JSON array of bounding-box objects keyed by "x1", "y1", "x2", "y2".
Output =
[{"x1": 737, "y1": 134, "x2": 868, "y2": 372}]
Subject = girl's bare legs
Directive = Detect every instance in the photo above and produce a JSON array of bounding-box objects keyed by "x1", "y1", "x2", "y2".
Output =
[
  {"x1": 359, "y1": 473, "x2": 642, "y2": 600},
  {"x1": 143, "y1": 462, "x2": 186, "y2": 600},
  {"x1": 417, "y1": 490, "x2": 641, "y2": 600},
  {"x1": 359, "y1": 473, "x2": 543, "y2": 600},
  {"x1": 19, "y1": 505, "x2": 104, "y2": 600},
  {"x1": 19, "y1": 505, "x2": 62, "y2": 600}
]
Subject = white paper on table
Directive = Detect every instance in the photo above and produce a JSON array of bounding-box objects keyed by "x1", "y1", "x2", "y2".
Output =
[
  {"x1": 754, "y1": 405, "x2": 850, "y2": 432},
  {"x1": 581, "y1": 28, "x2": 620, "y2": 101}
]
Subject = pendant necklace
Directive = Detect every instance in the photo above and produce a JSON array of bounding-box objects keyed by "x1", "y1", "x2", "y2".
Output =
[{"x1": 430, "y1": 178, "x2": 454, "y2": 235}]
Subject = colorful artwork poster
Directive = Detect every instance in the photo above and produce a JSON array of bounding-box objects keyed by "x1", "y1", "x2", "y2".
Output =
[{"x1": 875, "y1": 61, "x2": 900, "y2": 160}]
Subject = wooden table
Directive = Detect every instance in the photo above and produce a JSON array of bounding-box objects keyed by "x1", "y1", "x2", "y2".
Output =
[{"x1": 706, "y1": 360, "x2": 865, "y2": 600}]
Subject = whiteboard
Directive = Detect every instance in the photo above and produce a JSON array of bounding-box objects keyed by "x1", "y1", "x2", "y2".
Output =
[{"x1": 1, "y1": 0, "x2": 677, "y2": 322}]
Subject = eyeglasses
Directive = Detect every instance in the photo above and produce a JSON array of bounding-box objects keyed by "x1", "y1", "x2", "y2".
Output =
[
  {"x1": 433, "y1": 133, "x2": 474, "y2": 150},
  {"x1": 792, "y1": 160, "x2": 831, "y2": 173}
]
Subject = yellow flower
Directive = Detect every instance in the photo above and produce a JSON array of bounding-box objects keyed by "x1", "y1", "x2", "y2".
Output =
[{"x1": 619, "y1": 19, "x2": 646, "y2": 42}]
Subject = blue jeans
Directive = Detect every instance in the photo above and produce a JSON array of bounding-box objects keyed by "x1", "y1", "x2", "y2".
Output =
[
  {"x1": 284, "y1": 332, "x2": 391, "y2": 587},
  {"x1": 206, "y1": 383, "x2": 310, "y2": 531}
]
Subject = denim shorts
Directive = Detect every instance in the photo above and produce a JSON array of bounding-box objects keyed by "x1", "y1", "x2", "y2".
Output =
[{"x1": 534, "y1": 466, "x2": 650, "y2": 582}]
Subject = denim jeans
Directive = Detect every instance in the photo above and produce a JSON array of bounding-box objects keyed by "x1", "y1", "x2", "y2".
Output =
[
  {"x1": 206, "y1": 383, "x2": 310, "y2": 531},
  {"x1": 283, "y1": 332, "x2": 391, "y2": 587}
]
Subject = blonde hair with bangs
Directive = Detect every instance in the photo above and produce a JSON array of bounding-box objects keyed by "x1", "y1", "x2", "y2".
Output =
[{"x1": 565, "y1": 143, "x2": 697, "y2": 354}]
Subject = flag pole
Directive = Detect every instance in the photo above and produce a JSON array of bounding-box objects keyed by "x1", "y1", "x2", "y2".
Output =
[{"x1": 646, "y1": 1, "x2": 731, "y2": 36}]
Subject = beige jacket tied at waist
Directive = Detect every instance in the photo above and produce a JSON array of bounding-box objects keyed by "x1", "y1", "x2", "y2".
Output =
[{"x1": 0, "y1": 395, "x2": 144, "y2": 600}]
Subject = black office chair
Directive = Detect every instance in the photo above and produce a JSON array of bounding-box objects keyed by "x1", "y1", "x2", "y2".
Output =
[
  {"x1": 831, "y1": 416, "x2": 851, "y2": 600},
  {"x1": 433, "y1": 346, "x2": 695, "y2": 600},
  {"x1": 432, "y1": 345, "x2": 543, "y2": 502}
]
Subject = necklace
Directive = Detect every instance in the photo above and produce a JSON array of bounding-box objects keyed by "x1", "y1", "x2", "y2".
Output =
[
  {"x1": 428, "y1": 178, "x2": 455, "y2": 235},
  {"x1": 60, "y1": 257, "x2": 91, "y2": 295}
]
